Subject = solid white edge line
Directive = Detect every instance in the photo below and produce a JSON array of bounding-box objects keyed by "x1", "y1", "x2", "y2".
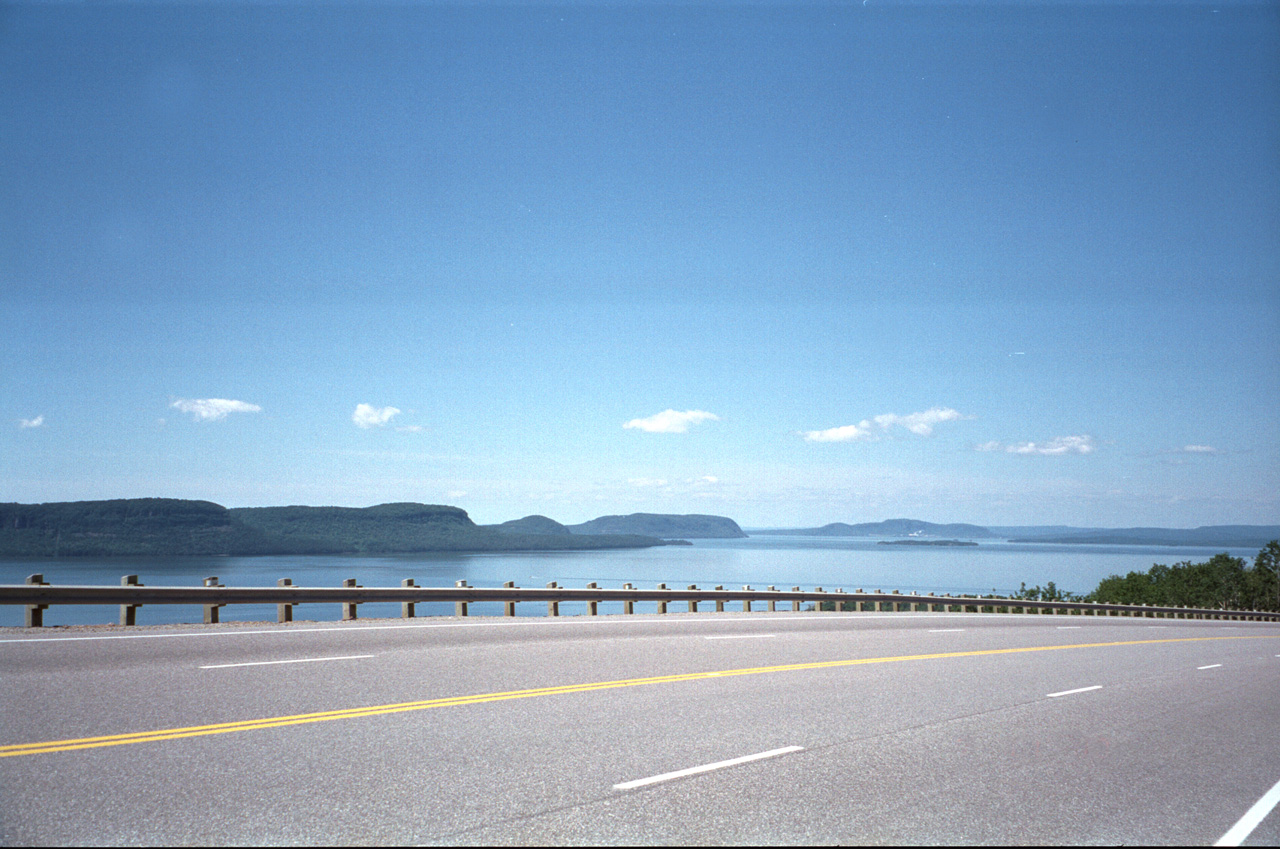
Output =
[
  {"x1": 929, "y1": 629, "x2": 965, "y2": 632},
  {"x1": 1056, "y1": 626, "x2": 1082, "y2": 629},
  {"x1": 1215, "y1": 776, "x2": 1280, "y2": 847},
  {"x1": 1198, "y1": 664, "x2": 1223, "y2": 670},
  {"x1": 199, "y1": 654, "x2": 376, "y2": 669},
  {"x1": 613, "y1": 746, "x2": 804, "y2": 791},
  {"x1": 1046, "y1": 685, "x2": 1103, "y2": 698},
  {"x1": 704, "y1": 634, "x2": 776, "y2": 640}
]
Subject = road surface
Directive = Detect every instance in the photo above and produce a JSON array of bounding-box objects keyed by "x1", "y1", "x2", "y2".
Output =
[{"x1": 2, "y1": 611, "x2": 1278, "y2": 845}]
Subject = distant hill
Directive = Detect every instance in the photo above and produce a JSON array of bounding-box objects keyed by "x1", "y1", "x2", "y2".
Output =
[
  {"x1": 761, "y1": 518, "x2": 1277, "y2": 548},
  {"x1": 567, "y1": 513, "x2": 747, "y2": 539},
  {"x1": 1005, "y1": 525, "x2": 1280, "y2": 548},
  {"x1": 0, "y1": 499, "x2": 671, "y2": 557},
  {"x1": 486, "y1": 515, "x2": 573, "y2": 536},
  {"x1": 769, "y1": 519, "x2": 997, "y2": 539}
]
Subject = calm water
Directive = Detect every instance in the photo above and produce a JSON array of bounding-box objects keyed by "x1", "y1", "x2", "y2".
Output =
[{"x1": 0, "y1": 536, "x2": 1262, "y2": 627}]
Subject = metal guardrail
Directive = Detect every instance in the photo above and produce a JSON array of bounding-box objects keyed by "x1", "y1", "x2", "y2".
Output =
[{"x1": 4, "y1": 573, "x2": 1279, "y2": 627}]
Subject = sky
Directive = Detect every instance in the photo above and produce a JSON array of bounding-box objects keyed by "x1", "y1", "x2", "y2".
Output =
[{"x1": 2, "y1": 1, "x2": 1278, "y2": 529}]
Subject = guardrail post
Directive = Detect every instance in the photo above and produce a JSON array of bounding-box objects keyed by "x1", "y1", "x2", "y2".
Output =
[
  {"x1": 24, "y1": 574, "x2": 49, "y2": 628},
  {"x1": 768, "y1": 586, "x2": 777, "y2": 612},
  {"x1": 120, "y1": 575, "x2": 141, "y2": 626},
  {"x1": 547, "y1": 582, "x2": 559, "y2": 617},
  {"x1": 715, "y1": 586, "x2": 725, "y2": 613},
  {"x1": 623, "y1": 584, "x2": 635, "y2": 614},
  {"x1": 277, "y1": 578, "x2": 294, "y2": 622},
  {"x1": 203, "y1": 577, "x2": 224, "y2": 624},
  {"x1": 587, "y1": 582, "x2": 600, "y2": 616},
  {"x1": 455, "y1": 580, "x2": 469, "y2": 617},
  {"x1": 402, "y1": 578, "x2": 417, "y2": 619},
  {"x1": 814, "y1": 588, "x2": 823, "y2": 612},
  {"x1": 688, "y1": 586, "x2": 698, "y2": 613},
  {"x1": 343, "y1": 578, "x2": 360, "y2": 620},
  {"x1": 791, "y1": 587, "x2": 801, "y2": 612},
  {"x1": 656, "y1": 584, "x2": 668, "y2": 614},
  {"x1": 503, "y1": 581, "x2": 516, "y2": 617},
  {"x1": 742, "y1": 586, "x2": 752, "y2": 613}
]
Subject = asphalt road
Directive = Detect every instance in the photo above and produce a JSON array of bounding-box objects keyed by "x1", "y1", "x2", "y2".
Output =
[{"x1": 2, "y1": 611, "x2": 1278, "y2": 845}]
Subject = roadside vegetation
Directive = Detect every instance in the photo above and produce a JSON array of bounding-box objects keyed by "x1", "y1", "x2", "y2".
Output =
[{"x1": 1085, "y1": 542, "x2": 1280, "y2": 612}]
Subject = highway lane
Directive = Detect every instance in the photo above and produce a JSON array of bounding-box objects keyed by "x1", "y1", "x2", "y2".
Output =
[{"x1": 2, "y1": 612, "x2": 1278, "y2": 845}]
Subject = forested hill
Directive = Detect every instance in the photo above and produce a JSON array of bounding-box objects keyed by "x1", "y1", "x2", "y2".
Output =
[
  {"x1": 0, "y1": 499, "x2": 671, "y2": 557},
  {"x1": 565, "y1": 513, "x2": 747, "y2": 538},
  {"x1": 768, "y1": 519, "x2": 997, "y2": 539}
]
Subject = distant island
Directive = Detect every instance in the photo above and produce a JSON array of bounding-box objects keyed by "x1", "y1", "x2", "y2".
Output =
[
  {"x1": 0, "y1": 500, "x2": 689, "y2": 557},
  {"x1": 877, "y1": 539, "x2": 979, "y2": 547},
  {"x1": 759, "y1": 519, "x2": 1280, "y2": 548},
  {"x1": 768, "y1": 519, "x2": 996, "y2": 539}
]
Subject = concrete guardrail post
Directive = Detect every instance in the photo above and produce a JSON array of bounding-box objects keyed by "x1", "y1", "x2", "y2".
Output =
[
  {"x1": 715, "y1": 586, "x2": 725, "y2": 613},
  {"x1": 343, "y1": 578, "x2": 360, "y2": 620},
  {"x1": 587, "y1": 582, "x2": 600, "y2": 616},
  {"x1": 120, "y1": 575, "x2": 141, "y2": 626},
  {"x1": 24, "y1": 574, "x2": 48, "y2": 628},
  {"x1": 203, "y1": 577, "x2": 225, "y2": 624},
  {"x1": 454, "y1": 580, "x2": 469, "y2": 617},
  {"x1": 768, "y1": 586, "x2": 777, "y2": 612},
  {"x1": 687, "y1": 586, "x2": 698, "y2": 613},
  {"x1": 657, "y1": 584, "x2": 668, "y2": 614},
  {"x1": 743, "y1": 586, "x2": 753, "y2": 613},
  {"x1": 277, "y1": 578, "x2": 294, "y2": 622},
  {"x1": 547, "y1": 582, "x2": 559, "y2": 617},
  {"x1": 623, "y1": 583, "x2": 635, "y2": 614},
  {"x1": 791, "y1": 587, "x2": 801, "y2": 612},
  {"x1": 402, "y1": 578, "x2": 417, "y2": 619},
  {"x1": 503, "y1": 581, "x2": 516, "y2": 617}
]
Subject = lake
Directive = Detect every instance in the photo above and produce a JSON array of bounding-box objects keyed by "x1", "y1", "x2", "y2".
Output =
[{"x1": 0, "y1": 536, "x2": 1264, "y2": 627}]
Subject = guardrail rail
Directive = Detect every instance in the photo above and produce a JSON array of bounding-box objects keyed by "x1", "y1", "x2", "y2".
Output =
[{"x1": 4, "y1": 574, "x2": 1279, "y2": 627}]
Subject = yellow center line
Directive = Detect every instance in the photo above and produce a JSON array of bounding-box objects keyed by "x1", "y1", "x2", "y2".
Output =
[{"x1": 3, "y1": 634, "x2": 1275, "y2": 758}]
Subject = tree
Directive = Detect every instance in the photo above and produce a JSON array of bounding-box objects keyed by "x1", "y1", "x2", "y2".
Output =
[{"x1": 1253, "y1": 541, "x2": 1280, "y2": 611}]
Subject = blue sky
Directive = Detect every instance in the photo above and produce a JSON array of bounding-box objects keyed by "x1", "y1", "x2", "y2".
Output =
[{"x1": 3, "y1": 1, "x2": 1278, "y2": 528}]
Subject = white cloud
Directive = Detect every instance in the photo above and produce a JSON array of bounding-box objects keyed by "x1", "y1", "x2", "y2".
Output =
[
  {"x1": 803, "y1": 407, "x2": 965, "y2": 442},
  {"x1": 1183, "y1": 444, "x2": 1218, "y2": 454},
  {"x1": 874, "y1": 407, "x2": 964, "y2": 436},
  {"x1": 171, "y1": 398, "x2": 262, "y2": 421},
  {"x1": 1005, "y1": 435, "x2": 1096, "y2": 455},
  {"x1": 353, "y1": 403, "x2": 401, "y2": 428},
  {"x1": 974, "y1": 440, "x2": 1004, "y2": 452},
  {"x1": 623, "y1": 409, "x2": 719, "y2": 433},
  {"x1": 801, "y1": 421, "x2": 876, "y2": 443},
  {"x1": 395, "y1": 425, "x2": 425, "y2": 433},
  {"x1": 19, "y1": 415, "x2": 44, "y2": 429}
]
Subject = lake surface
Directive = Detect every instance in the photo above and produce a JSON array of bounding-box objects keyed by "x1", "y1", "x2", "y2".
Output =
[{"x1": 0, "y1": 536, "x2": 1263, "y2": 627}]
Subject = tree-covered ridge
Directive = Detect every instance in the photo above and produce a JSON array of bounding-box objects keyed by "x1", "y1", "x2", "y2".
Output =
[
  {"x1": 486, "y1": 515, "x2": 573, "y2": 536},
  {"x1": 1087, "y1": 542, "x2": 1280, "y2": 612},
  {"x1": 0, "y1": 499, "x2": 672, "y2": 556},
  {"x1": 0, "y1": 498, "x2": 288, "y2": 556},
  {"x1": 566, "y1": 513, "x2": 747, "y2": 538}
]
